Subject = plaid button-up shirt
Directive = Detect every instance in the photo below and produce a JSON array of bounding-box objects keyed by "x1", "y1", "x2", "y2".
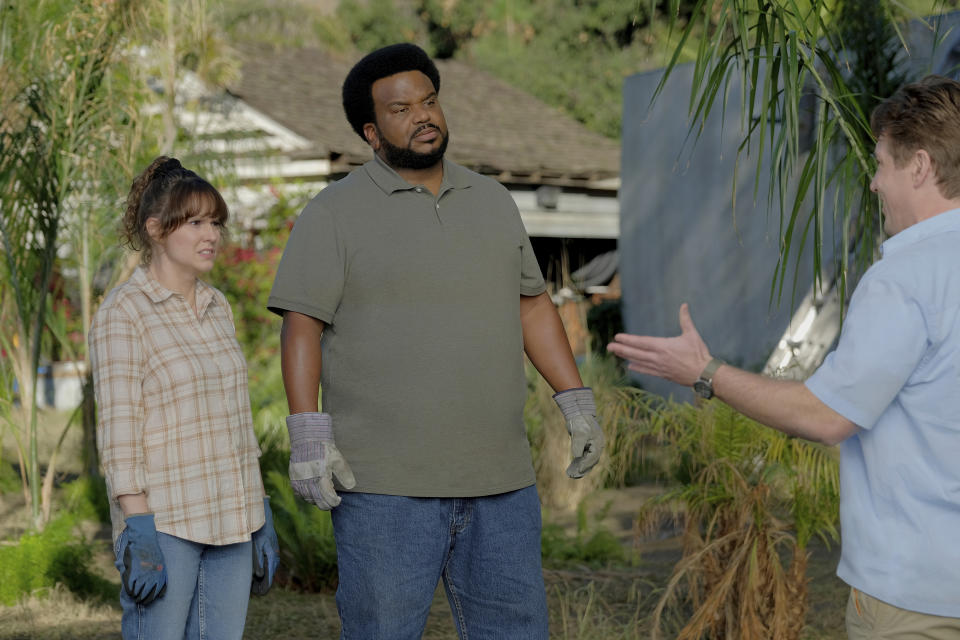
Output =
[{"x1": 90, "y1": 267, "x2": 265, "y2": 545}]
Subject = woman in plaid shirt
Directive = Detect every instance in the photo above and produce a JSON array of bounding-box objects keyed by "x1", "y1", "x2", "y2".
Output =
[{"x1": 90, "y1": 157, "x2": 278, "y2": 640}]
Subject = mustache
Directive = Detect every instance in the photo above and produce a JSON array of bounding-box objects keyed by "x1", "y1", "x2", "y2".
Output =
[{"x1": 411, "y1": 124, "x2": 441, "y2": 139}]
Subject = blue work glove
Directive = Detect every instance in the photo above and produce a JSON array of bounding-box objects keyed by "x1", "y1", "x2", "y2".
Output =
[
  {"x1": 117, "y1": 513, "x2": 167, "y2": 605},
  {"x1": 553, "y1": 387, "x2": 605, "y2": 478},
  {"x1": 251, "y1": 496, "x2": 280, "y2": 595},
  {"x1": 286, "y1": 412, "x2": 356, "y2": 510}
]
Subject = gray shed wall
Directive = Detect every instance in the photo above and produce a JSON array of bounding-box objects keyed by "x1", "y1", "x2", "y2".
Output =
[{"x1": 619, "y1": 64, "x2": 829, "y2": 399}]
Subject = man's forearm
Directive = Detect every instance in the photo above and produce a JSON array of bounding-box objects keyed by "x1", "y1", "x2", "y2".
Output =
[
  {"x1": 280, "y1": 311, "x2": 325, "y2": 414},
  {"x1": 712, "y1": 365, "x2": 857, "y2": 446},
  {"x1": 520, "y1": 292, "x2": 583, "y2": 392},
  {"x1": 606, "y1": 304, "x2": 858, "y2": 446}
]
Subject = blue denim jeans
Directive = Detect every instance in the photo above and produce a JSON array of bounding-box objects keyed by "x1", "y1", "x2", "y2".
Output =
[
  {"x1": 331, "y1": 485, "x2": 549, "y2": 640},
  {"x1": 115, "y1": 531, "x2": 252, "y2": 640}
]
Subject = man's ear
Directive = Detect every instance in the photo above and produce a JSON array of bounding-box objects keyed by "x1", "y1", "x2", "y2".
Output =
[
  {"x1": 912, "y1": 148, "x2": 935, "y2": 188},
  {"x1": 363, "y1": 123, "x2": 380, "y2": 151}
]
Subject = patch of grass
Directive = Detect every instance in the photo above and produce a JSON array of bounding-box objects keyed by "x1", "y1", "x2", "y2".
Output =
[
  {"x1": 548, "y1": 571, "x2": 661, "y2": 639},
  {"x1": 244, "y1": 587, "x2": 339, "y2": 639},
  {"x1": 0, "y1": 584, "x2": 119, "y2": 640}
]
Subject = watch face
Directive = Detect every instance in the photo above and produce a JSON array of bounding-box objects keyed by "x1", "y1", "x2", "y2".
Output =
[{"x1": 693, "y1": 380, "x2": 712, "y2": 399}]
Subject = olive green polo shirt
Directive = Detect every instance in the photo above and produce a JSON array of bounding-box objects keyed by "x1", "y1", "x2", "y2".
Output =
[{"x1": 268, "y1": 155, "x2": 546, "y2": 496}]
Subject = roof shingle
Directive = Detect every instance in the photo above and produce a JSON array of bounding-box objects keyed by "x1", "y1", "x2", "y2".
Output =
[{"x1": 228, "y1": 45, "x2": 620, "y2": 187}]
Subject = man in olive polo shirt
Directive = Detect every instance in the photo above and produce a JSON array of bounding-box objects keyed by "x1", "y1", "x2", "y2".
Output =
[{"x1": 267, "y1": 43, "x2": 605, "y2": 638}]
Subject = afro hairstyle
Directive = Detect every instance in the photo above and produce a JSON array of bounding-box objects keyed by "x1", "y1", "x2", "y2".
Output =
[{"x1": 342, "y1": 43, "x2": 441, "y2": 141}]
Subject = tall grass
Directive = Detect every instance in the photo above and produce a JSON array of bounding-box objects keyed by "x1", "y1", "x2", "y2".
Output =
[{"x1": 526, "y1": 354, "x2": 656, "y2": 511}]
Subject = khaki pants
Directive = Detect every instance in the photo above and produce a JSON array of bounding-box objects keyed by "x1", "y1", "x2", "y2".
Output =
[{"x1": 846, "y1": 588, "x2": 960, "y2": 640}]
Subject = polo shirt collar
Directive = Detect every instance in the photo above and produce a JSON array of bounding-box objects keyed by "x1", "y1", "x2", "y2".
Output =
[
  {"x1": 881, "y1": 207, "x2": 960, "y2": 258},
  {"x1": 131, "y1": 266, "x2": 217, "y2": 316},
  {"x1": 364, "y1": 154, "x2": 473, "y2": 195}
]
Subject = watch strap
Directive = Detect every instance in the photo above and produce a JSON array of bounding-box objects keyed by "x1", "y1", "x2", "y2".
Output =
[{"x1": 699, "y1": 358, "x2": 723, "y2": 384}]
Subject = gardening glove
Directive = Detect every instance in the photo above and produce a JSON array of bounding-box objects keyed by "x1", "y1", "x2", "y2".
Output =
[
  {"x1": 118, "y1": 513, "x2": 167, "y2": 606},
  {"x1": 553, "y1": 387, "x2": 605, "y2": 479},
  {"x1": 251, "y1": 496, "x2": 280, "y2": 596},
  {"x1": 286, "y1": 412, "x2": 356, "y2": 510}
]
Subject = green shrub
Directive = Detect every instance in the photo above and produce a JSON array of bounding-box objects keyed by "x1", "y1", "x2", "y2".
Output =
[
  {"x1": 0, "y1": 459, "x2": 20, "y2": 493},
  {"x1": 541, "y1": 502, "x2": 631, "y2": 569},
  {"x1": 0, "y1": 513, "x2": 115, "y2": 605},
  {"x1": 265, "y1": 470, "x2": 338, "y2": 591},
  {"x1": 254, "y1": 413, "x2": 291, "y2": 484},
  {"x1": 62, "y1": 475, "x2": 111, "y2": 524}
]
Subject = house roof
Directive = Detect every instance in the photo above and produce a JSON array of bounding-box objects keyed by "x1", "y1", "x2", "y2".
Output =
[{"x1": 227, "y1": 45, "x2": 620, "y2": 189}]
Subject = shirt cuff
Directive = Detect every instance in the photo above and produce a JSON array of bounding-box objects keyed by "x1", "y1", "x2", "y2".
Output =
[{"x1": 106, "y1": 466, "x2": 148, "y2": 498}]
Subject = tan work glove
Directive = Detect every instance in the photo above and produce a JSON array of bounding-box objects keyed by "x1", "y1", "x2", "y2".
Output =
[{"x1": 286, "y1": 412, "x2": 357, "y2": 509}]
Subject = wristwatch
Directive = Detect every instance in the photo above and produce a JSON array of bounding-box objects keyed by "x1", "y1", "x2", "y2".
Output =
[{"x1": 693, "y1": 358, "x2": 724, "y2": 399}]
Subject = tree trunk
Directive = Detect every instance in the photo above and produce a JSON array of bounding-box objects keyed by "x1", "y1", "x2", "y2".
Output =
[
  {"x1": 162, "y1": 0, "x2": 177, "y2": 154},
  {"x1": 81, "y1": 371, "x2": 99, "y2": 478},
  {"x1": 12, "y1": 339, "x2": 42, "y2": 526}
]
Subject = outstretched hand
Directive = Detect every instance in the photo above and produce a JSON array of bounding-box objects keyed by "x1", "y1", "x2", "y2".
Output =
[{"x1": 606, "y1": 303, "x2": 712, "y2": 386}]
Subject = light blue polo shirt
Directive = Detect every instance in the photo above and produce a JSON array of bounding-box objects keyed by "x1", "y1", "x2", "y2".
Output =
[{"x1": 806, "y1": 208, "x2": 960, "y2": 617}]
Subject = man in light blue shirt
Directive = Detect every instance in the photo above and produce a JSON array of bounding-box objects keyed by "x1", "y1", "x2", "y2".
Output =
[{"x1": 608, "y1": 75, "x2": 960, "y2": 639}]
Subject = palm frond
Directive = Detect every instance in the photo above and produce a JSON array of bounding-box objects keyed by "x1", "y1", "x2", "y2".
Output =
[
  {"x1": 657, "y1": 0, "x2": 932, "y2": 303},
  {"x1": 625, "y1": 392, "x2": 838, "y2": 639}
]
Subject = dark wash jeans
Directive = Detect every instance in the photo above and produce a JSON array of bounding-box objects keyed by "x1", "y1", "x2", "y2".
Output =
[{"x1": 331, "y1": 485, "x2": 549, "y2": 639}]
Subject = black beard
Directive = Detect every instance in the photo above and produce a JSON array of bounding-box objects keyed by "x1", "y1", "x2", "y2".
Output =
[{"x1": 376, "y1": 125, "x2": 449, "y2": 170}]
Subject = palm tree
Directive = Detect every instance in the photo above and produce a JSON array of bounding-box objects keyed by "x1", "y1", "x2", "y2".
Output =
[
  {"x1": 0, "y1": 0, "x2": 143, "y2": 528},
  {"x1": 0, "y1": 0, "x2": 239, "y2": 528},
  {"x1": 637, "y1": 399, "x2": 839, "y2": 639}
]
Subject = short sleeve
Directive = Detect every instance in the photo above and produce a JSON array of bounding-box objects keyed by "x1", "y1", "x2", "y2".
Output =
[
  {"x1": 518, "y1": 220, "x2": 546, "y2": 296},
  {"x1": 805, "y1": 274, "x2": 928, "y2": 429},
  {"x1": 267, "y1": 197, "x2": 346, "y2": 324},
  {"x1": 89, "y1": 303, "x2": 148, "y2": 497}
]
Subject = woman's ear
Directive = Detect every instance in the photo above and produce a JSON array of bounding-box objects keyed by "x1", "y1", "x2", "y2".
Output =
[{"x1": 145, "y1": 217, "x2": 162, "y2": 242}]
